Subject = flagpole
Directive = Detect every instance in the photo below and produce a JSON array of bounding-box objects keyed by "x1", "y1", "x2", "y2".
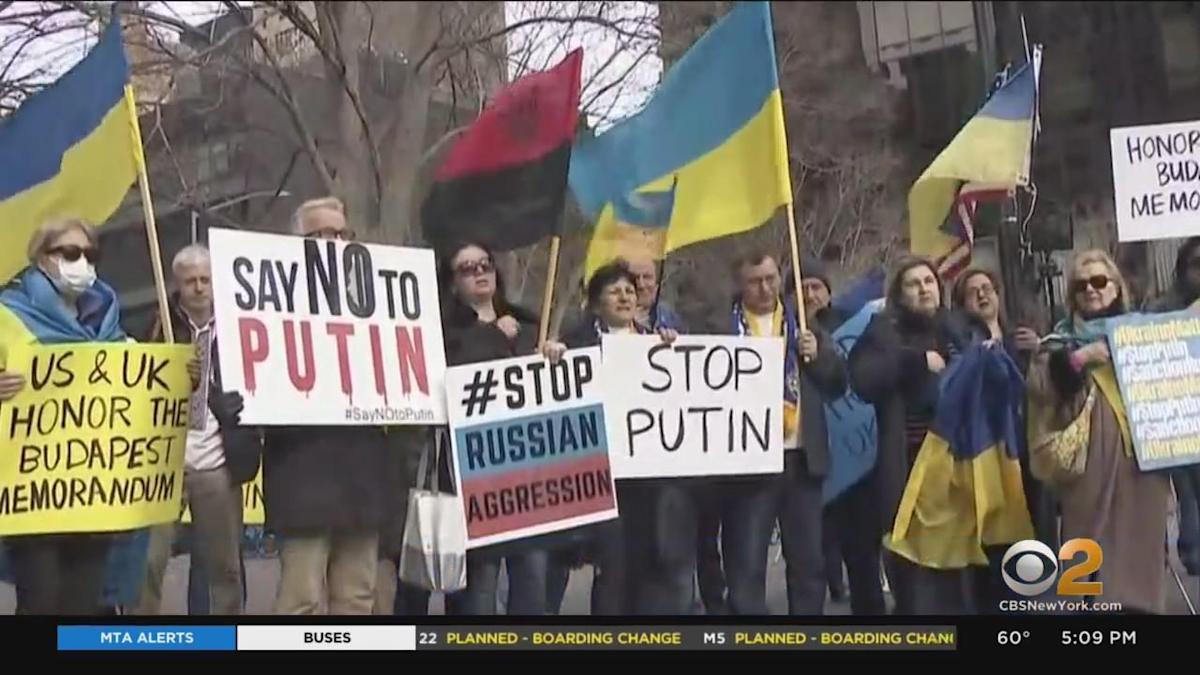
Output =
[
  {"x1": 537, "y1": 236, "x2": 562, "y2": 346},
  {"x1": 124, "y1": 84, "x2": 174, "y2": 344},
  {"x1": 785, "y1": 203, "x2": 809, "y2": 336}
]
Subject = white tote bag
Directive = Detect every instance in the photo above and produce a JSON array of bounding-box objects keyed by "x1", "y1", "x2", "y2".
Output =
[{"x1": 398, "y1": 428, "x2": 468, "y2": 593}]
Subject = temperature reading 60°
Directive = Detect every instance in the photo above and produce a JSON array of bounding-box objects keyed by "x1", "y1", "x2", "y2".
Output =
[{"x1": 997, "y1": 630, "x2": 1031, "y2": 645}]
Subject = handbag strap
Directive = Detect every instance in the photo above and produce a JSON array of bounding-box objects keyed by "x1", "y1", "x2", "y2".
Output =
[{"x1": 416, "y1": 427, "x2": 451, "y2": 493}]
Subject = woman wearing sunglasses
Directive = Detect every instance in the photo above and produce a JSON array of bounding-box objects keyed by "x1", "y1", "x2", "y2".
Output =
[
  {"x1": 1027, "y1": 249, "x2": 1171, "y2": 613},
  {"x1": 429, "y1": 240, "x2": 550, "y2": 615},
  {"x1": 0, "y1": 218, "x2": 135, "y2": 614}
]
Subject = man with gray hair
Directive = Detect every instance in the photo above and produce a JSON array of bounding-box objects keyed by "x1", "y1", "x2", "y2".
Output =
[
  {"x1": 135, "y1": 243, "x2": 260, "y2": 615},
  {"x1": 263, "y1": 197, "x2": 390, "y2": 615}
]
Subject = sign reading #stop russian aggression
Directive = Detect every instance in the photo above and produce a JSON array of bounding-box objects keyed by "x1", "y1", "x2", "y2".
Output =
[
  {"x1": 446, "y1": 348, "x2": 618, "y2": 549},
  {"x1": 208, "y1": 228, "x2": 448, "y2": 426}
]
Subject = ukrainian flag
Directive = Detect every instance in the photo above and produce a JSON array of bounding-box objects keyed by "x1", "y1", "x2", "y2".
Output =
[
  {"x1": 885, "y1": 345, "x2": 1034, "y2": 569},
  {"x1": 0, "y1": 17, "x2": 139, "y2": 282},
  {"x1": 909, "y1": 61, "x2": 1037, "y2": 262},
  {"x1": 570, "y1": 1, "x2": 791, "y2": 280}
]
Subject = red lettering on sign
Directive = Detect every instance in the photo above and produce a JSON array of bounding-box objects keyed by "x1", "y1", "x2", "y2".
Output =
[
  {"x1": 283, "y1": 320, "x2": 316, "y2": 395},
  {"x1": 396, "y1": 326, "x2": 429, "y2": 395},
  {"x1": 327, "y1": 322, "x2": 356, "y2": 403},
  {"x1": 238, "y1": 317, "x2": 268, "y2": 393}
]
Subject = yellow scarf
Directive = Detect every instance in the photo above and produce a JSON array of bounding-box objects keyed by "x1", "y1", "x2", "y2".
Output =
[
  {"x1": 744, "y1": 302, "x2": 800, "y2": 442},
  {"x1": 1090, "y1": 364, "x2": 1133, "y2": 457}
]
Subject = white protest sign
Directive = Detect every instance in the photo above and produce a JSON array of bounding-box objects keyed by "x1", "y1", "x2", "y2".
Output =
[
  {"x1": 1111, "y1": 120, "x2": 1200, "y2": 242},
  {"x1": 446, "y1": 348, "x2": 618, "y2": 549},
  {"x1": 600, "y1": 334, "x2": 785, "y2": 479},
  {"x1": 208, "y1": 228, "x2": 447, "y2": 426}
]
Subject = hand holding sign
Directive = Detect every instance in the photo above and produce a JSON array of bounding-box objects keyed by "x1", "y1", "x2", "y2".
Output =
[{"x1": 0, "y1": 371, "x2": 24, "y2": 401}]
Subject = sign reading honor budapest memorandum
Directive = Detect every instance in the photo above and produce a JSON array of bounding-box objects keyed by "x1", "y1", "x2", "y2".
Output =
[
  {"x1": 600, "y1": 335, "x2": 785, "y2": 479},
  {"x1": 208, "y1": 228, "x2": 448, "y2": 426},
  {"x1": 1110, "y1": 120, "x2": 1200, "y2": 242},
  {"x1": 446, "y1": 348, "x2": 618, "y2": 549},
  {"x1": 1107, "y1": 310, "x2": 1200, "y2": 471},
  {"x1": 0, "y1": 343, "x2": 191, "y2": 535}
]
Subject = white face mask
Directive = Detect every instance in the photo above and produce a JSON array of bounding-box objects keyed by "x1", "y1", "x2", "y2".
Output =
[{"x1": 54, "y1": 255, "x2": 97, "y2": 294}]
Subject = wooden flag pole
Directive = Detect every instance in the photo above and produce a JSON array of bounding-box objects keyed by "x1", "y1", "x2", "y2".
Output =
[
  {"x1": 785, "y1": 202, "x2": 809, "y2": 335},
  {"x1": 124, "y1": 85, "x2": 174, "y2": 344},
  {"x1": 537, "y1": 236, "x2": 563, "y2": 346}
]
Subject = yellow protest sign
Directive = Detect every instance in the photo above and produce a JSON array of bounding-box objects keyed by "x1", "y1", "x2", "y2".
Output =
[
  {"x1": 0, "y1": 343, "x2": 192, "y2": 535},
  {"x1": 181, "y1": 467, "x2": 264, "y2": 525}
]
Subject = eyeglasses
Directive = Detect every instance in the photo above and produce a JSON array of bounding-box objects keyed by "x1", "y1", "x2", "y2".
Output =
[
  {"x1": 309, "y1": 227, "x2": 355, "y2": 241},
  {"x1": 968, "y1": 283, "x2": 997, "y2": 297},
  {"x1": 47, "y1": 245, "x2": 100, "y2": 264},
  {"x1": 455, "y1": 259, "x2": 495, "y2": 277},
  {"x1": 1070, "y1": 275, "x2": 1112, "y2": 295}
]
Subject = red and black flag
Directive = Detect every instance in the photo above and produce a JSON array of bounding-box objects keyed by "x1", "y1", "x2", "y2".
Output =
[{"x1": 421, "y1": 49, "x2": 583, "y2": 251}]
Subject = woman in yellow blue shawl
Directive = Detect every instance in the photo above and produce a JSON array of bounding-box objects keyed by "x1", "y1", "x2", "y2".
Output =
[
  {"x1": 0, "y1": 218, "x2": 149, "y2": 614},
  {"x1": 1027, "y1": 250, "x2": 1170, "y2": 613}
]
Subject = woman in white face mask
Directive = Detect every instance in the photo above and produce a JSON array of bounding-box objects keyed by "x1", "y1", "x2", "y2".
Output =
[{"x1": 0, "y1": 217, "x2": 128, "y2": 615}]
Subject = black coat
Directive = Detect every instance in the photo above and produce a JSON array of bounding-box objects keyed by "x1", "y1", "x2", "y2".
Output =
[
  {"x1": 147, "y1": 297, "x2": 261, "y2": 484},
  {"x1": 848, "y1": 307, "x2": 971, "y2": 534},
  {"x1": 717, "y1": 302, "x2": 847, "y2": 479}
]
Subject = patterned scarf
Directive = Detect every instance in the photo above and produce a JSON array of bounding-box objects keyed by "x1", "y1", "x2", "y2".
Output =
[{"x1": 732, "y1": 299, "x2": 801, "y2": 444}]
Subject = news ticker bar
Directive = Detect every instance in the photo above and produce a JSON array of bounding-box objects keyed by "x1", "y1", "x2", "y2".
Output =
[{"x1": 57, "y1": 625, "x2": 957, "y2": 651}]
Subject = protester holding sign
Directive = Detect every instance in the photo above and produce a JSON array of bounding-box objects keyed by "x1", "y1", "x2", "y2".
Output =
[
  {"x1": 261, "y1": 198, "x2": 391, "y2": 615},
  {"x1": 718, "y1": 250, "x2": 845, "y2": 615},
  {"x1": 1149, "y1": 237, "x2": 1200, "y2": 576},
  {"x1": 0, "y1": 218, "x2": 148, "y2": 614},
  {"x1": 135, "y1": 244, "x2": 259, "y2": 615},
  {"x1": 436, "y1": 240, "x2": 551, "y2": 616},
  {"x1": 848, "y1": 256, "x2": 974, "y2": 614},
  {"x1": 543, "y1": 260, "x2": 678, "y2": 614},
  {"x1": 1027, "y1": 250, "x2": 1171, "y2": 613}
]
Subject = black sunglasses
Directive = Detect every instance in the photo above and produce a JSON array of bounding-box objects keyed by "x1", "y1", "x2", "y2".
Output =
[
  {"x1": 1070, "y1": 275, "x2": 1111, "y2": 294},
  {"x1": 455, "y1": 259, "x2": 495, "y2": 277},
  {"x1": 47, "y1": 245, "x2": 100, "y2": 264}
]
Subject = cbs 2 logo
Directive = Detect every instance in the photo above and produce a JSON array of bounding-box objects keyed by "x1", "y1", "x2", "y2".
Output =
[{"x1": 1001, "y1": 539, "x2": 1103, "y2": 597}]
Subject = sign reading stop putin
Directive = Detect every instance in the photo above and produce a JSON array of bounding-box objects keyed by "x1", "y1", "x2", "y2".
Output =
[{"x1": 208, "y1": 228, "x2": 448, "y2": 426}]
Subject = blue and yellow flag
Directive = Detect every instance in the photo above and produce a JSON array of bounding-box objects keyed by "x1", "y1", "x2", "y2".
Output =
[
  {"x1": 569, "y1": 1, "x2": 792, "y2": 280},
  {"x1": 909, "y1": 61, "x2": 1037, "y2": 263},
  {"x1": 0, "y1": 18, "x2": 139, "y2": 282},
  {"x1": 885, "y1": 344, "x2": 1034, "y2": 569}
]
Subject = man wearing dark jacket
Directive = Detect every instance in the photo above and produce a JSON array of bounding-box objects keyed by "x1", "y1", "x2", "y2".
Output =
[
  {"x1": 799, "y1": 257, "x2": 888, "y2": 615},
  {"x1": 135, "y1": 244, "x2": 260, "y2": 615},
  {"x1": 1150, "y1": 236, "x2": 1200, "y2": 577},
  {"x1": 720, "y1": 250, "x2": 847, "y2": 615},
  {"x1": 267, "y1": 198, "x2": 390, "y2": 615}
]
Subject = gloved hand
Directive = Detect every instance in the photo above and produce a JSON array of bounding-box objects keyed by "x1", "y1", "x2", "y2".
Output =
[{"x1": 209, "y1": 390, "x2": 245, "y2": 427}]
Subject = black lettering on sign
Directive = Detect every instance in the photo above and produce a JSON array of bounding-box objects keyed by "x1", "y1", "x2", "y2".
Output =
[
  {"x1": 343, "y1": 243, "x2": 375, "y2": 318},
  {"x1": 398, "y1": 271, "x2": 421, "y2": 320},
  {"x1": 504, "y1": 366, "x2": 525, "y2": 409},
  {"x1": 30, "y1": 351, "x2": 74, "y2": 390},
  {"x1": 305, "y1": 239, "x2": 341, "y2": 316},
  {"x1": 233, "y1": 257, "x2": 255, "y2": 310},
  {"x1": 275, "y1": 260, "x2": 299, "y2": 312},
  {"x1": 1132, "y1": 193, "x2": 1166, "y2": 218},
  {"x1": 378, "y1": 269, "x2": 400, "y2": 319},
  {"x1": 89, "y1": 350, "x2": 111, "y2": 386},
  {"x1": 258, "y1": 260, "x2": 283, "y2": 312}
]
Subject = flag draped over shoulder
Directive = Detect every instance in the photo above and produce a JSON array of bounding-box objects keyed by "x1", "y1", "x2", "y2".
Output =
[
  {"x1": 421, "y1": 49, "x2": 583, "y2": 252},
  {"x1": 908, "y1": 61, "x2": 1037, "y2": 271},
  {"x1": 570, "y1": 1, "x2": 791, "y2": 281},
  {"x1": 885, "y1": 344, "x2": 1034, "y2": 569},
  {"x1": 0, "y1": 18, "x2": 138, "y2": 283}
]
